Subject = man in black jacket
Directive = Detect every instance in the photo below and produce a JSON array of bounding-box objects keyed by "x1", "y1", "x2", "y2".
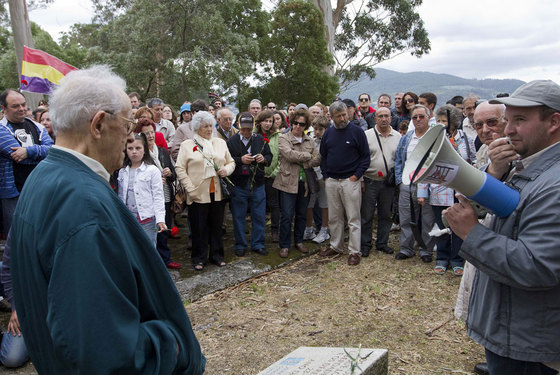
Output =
[{"x1": 227, "y1": 112, "x2": 272, "y2": 256}]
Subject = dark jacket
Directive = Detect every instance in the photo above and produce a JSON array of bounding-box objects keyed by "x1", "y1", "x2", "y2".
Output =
[
  {"x1": 365, "y1": 111, "x2": 399, "y2": 130},
  {"x1": 227, "y1": 133, "x2": 272, "y2": 188},
  {"x1": 158, "y1": 145, "x2": 176, "y2": 197},
  {"x1": 10, "y1": 148, "x2": 205, "y2": 374}
]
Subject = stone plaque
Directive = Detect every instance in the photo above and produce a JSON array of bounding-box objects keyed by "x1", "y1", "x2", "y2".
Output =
[{"x1": 257, "y1": 346, "x2": 388, "y2": 375}]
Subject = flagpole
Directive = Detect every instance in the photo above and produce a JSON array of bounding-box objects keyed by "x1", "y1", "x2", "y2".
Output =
[{"x1": 8, "y1": 0, "x2": 42, "y2": 110}]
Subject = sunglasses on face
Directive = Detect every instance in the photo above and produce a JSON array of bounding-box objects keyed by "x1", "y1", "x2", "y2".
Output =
[{"x1": 292, "y1": 121, "x2": 306, "y2": 127}]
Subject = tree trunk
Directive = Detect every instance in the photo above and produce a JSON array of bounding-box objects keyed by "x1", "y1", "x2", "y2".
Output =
[
  {"x1": 312, "y1": 0, "x2": 335, "y2": 57},
  {"x1": 8, "y1": 0, "x2": 42, "y2": 109}
]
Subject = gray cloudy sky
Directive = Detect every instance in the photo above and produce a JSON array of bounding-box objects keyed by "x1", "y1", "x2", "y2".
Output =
[{"x1": 28, "y1": 0, "x2": 560, "y2": 83}]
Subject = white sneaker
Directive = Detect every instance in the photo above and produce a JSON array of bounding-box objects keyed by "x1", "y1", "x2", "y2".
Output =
[
  {"x1": 313, "y1": 229, "x2": 330, "y2": 243},
  {"x1": 390, "y1": 223, "x2": 400, "y2": 231},
  {"x1": 303, "y1": 227, "x2": 316, "y2": 241}
]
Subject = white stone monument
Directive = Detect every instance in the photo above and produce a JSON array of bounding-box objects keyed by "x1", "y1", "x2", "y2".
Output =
[{"x1": 257, "y1": 346, "x2": 388, "y2": 375}]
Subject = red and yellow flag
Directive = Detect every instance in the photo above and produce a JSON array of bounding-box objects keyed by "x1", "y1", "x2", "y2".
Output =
[{"x1": 20, "y1": 46, "x2": 78, "y2": 94}]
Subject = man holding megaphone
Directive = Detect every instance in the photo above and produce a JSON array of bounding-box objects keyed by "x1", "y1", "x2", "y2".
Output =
[{"x1": 443, "y1": 80, "x2": 560, "y2": 375}]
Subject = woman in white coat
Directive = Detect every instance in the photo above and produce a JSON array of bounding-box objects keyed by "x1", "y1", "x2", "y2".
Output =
[{"x1": 175, "y1": 111, "x2": 235, "y2": 270}]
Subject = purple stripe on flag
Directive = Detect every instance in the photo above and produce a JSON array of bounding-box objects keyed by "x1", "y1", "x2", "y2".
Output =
[{"x1": 20, "y1": 75, "x2": 56, "y2": 95}]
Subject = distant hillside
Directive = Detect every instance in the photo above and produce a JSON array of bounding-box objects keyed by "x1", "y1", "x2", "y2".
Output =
[{"x1": 340, "y1": 68, "x2": 525, "y2": 106}]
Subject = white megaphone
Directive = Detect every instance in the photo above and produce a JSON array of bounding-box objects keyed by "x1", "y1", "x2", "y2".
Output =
[{"x1": 402, "y1": 124, "x2": 519, "y2": 217}]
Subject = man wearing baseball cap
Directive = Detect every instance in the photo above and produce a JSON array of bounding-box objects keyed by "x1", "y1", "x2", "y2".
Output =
[
  {"x1": 444, "y1": 80, "x2": 560, "y2": 374},
  {"x1": 227, "y1": 112, "x2": 272, "y2": 257}
]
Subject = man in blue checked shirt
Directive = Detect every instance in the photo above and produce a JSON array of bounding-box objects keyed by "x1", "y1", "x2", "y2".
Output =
[{"x1": 0, "y1": 89, "x2": 53, "y2": 236}]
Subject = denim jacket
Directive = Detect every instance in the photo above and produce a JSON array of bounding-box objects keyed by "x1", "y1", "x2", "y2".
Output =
[
  {"x1": 117, "y1": 162, "x2": 166, "y2": 223},
  {"x1": 394, "y1": 130, "x2": 414, "y2": 186}
]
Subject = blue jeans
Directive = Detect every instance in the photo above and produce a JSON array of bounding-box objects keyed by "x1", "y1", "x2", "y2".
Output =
[
  {"x1": 231, "y1": 184, "x2": 266, "y2": 251},
  {"x1": 279, "y1": 182, "x2": 309, "y2": 249},
  {"x1": 139, "y1": 218, "x2": 157, "y2": 247},
  {"x1": 0, "y1": 331, "x2": 28, "y2": 368},
  {"x1": 485, "y1": 348, "x2": 558, "y2": 375},
  {"x1": 1, "y1": 197, "x2": 18, "y2": 237}
]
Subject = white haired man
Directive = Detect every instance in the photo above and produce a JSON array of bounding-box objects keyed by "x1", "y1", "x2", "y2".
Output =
[
  {"x1": 213, "y1": 107, "x2": 238, "y2": 141},
  {"x1": 394, "y1": 104, "x2": 436, "y2": 263},
  {"x1": 248, "y1": 99, "x2": 262, "y2": 117},
  {"x1": 10, "y1": 66, "x2": 205, "y2": 374},
  {"x1": 148, "y1": 97, "x2": 176, "y2": 148}
]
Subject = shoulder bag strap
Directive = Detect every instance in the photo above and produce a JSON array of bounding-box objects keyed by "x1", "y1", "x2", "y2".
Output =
[{"x1": 374, "y1": 128, "x2": 390, "y2": 176}]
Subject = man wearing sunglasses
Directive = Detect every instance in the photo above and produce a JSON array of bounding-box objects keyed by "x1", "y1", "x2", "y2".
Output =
[{"x1": 357, "y1": 93, "x2": 375, "y2": 119}]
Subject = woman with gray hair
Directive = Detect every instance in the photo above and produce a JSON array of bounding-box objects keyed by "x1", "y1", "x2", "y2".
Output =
[
  {"x1": 417, "y1": 104, "x2": 476, "y2": 276},
  {"x1": 175, "y1": 111, "x2": 235, "y2": 271}
]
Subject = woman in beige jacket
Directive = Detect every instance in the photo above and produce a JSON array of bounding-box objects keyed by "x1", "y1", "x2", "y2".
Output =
[
  {"x1": 273, "y1": 108, "x2": 321, "y2": 258},
  {"x1": 175, "y1": 111, "x2": 235, "y2": 270}
]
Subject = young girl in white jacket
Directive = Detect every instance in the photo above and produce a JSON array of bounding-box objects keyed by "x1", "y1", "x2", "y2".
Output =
[{"x1": 118, "y1": 133, "x2": 167, "y2": 246}]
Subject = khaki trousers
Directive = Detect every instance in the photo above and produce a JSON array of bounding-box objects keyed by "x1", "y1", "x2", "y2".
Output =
[{"x1": 325, "y1": 178, "x2": 362, "y2": 255}]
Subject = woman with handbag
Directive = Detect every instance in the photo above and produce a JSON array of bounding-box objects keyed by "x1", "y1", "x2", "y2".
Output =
[
  {"x1": 273, "y1": 108, "x2": 321, "y2": 258},
  {"x1": 175, "y1": 111, "x2": 235, "y2": 271}
]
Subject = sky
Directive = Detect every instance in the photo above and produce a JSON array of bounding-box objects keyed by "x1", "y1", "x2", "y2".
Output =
[{"x1": 27, "y1": 0, "x2": 560, "y2": 84}]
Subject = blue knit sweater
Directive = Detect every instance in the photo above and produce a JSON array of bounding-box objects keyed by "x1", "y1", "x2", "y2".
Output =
[{"x1": 319, "y1": 123, "x2": 370, "y2": 179}]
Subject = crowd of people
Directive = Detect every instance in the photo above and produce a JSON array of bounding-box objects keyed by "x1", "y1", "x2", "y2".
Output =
[
  {"x1": 1, "y1": 68, "x2": 560, "y2": 374},
  {"x1": 115, "y1": 90, "x2": 502, "y2": 273}
]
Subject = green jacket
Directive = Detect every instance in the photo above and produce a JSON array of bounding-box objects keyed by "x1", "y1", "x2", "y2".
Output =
[
  {"x1": 264, "y1": 131, "x2": 280, "y2": 178},
  {"x1": 11, "y1": 148, "x2": 206, "y2": 374}
]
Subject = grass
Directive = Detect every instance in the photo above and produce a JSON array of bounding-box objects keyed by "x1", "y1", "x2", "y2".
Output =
[
  {"x1": 187, "y1": 236, "x2": 485, "y2": 374},
  {"x1": 0, "y1": 228, "x2": 484, "y2": 375}
]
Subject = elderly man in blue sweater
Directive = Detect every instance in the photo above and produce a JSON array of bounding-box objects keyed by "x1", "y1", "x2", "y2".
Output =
[{"x1": 319, "y1": 101, "x2": 370, "y2": 265}]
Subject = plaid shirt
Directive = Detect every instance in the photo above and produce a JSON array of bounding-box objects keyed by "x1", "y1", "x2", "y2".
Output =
[{"x1": 0, "y1": 117, "x2": 53, "y2": 198}]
